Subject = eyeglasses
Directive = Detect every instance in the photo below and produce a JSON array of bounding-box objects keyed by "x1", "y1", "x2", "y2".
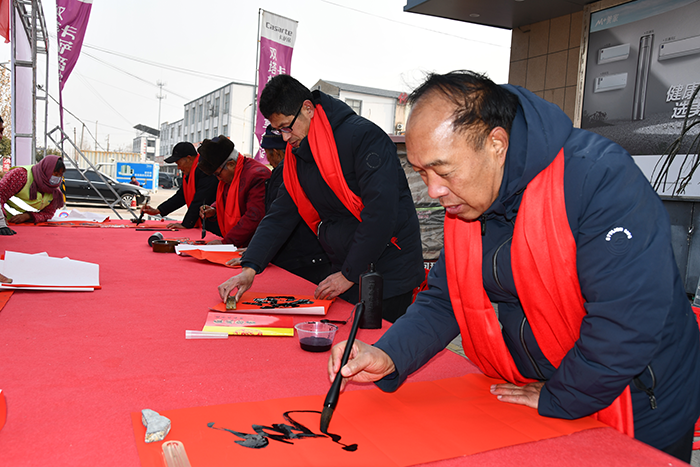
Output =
[
  {"x1": 213, "y1": 158, "x2": 230, "y2": 177},
  {"x1": 270, "y1": 105, "x2": 303, "y2": 135}
]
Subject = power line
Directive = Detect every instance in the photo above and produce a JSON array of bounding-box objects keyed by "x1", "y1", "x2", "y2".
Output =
[{"x1": 321, "y1": 1, "x2": 507, "y2": 49}]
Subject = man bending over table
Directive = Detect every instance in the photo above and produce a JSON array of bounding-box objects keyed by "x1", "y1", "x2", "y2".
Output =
[{"x1": 328, "y1": 71, "x2": 700, "y2": 462}]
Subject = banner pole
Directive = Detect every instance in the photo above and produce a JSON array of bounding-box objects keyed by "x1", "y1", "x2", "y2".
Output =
[{"x1": 251, "y1": 8, "x2": 262, "y2": 156}]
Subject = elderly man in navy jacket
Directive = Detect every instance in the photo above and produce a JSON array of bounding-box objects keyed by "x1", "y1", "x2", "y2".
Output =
[
  {"x1": 218, "y1": 74, "x2": 425, "y2": 322},
  {"x1": 328, "y1": 71, "x2": 700, "y2": 462}
]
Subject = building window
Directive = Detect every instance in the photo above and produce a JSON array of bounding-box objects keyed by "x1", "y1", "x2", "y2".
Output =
[
  {"x1": 346, "y1": 98, "x2": 362, "y2": 115},
  {"x1": 214, "y1": 97, "x2": 220, "y2": 116},
  {"x1": 213, "y1": 127, "x2": 218, "y2": 137},
  {"x1": 223, "y1": 93, "x2": 230, "y2": 114},
  {"x1": 184, "y1": 109, "x2": 188, "y2": 126},
  {"x1": 223, "y1": 124, "x2": 228, "y2": 137},
  {"x1": 197, "y1": 131, "x2": 201, "y2": 142},
  {"x1": 198, "y1": 103, "x2": 203, "y2": 120}
]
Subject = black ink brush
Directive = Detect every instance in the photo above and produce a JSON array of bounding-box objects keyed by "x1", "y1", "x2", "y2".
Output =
[
  {"x1": 201, "y1": 206, "x2": 207, "y2": 240},
  {"x1": 320, "y1": 301, "x2": 364, "y2": 434}
]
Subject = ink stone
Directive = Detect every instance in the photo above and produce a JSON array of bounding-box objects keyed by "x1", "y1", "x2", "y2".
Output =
[
  {"x1": 141, "y1": 409, "x2": 171, "y2": 443},
  {"x1": 299, "y1": 336, "x2": 333, "y2": 352}
]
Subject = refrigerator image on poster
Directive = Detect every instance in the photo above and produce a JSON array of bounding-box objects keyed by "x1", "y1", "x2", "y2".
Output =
[{"x1": 581, "y1": 0, "x2": 700, "y2": 197}]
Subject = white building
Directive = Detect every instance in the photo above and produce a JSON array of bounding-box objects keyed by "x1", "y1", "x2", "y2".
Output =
[
  {"x1": 311, "y1": 80, "x2": 409, "y2": 135},
  {"x1": 182, "y1": 81, "x2": 256, "y2": 155},
  {"x1": 158, "y1": 119, "x2": 184, "y2": 166}
]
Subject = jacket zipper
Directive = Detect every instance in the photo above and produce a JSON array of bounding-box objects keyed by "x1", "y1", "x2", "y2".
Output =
[
  {"x1": 633, "y1": 365, "x2": 657, "y2": 410},
  {"x1": 519, "y1": 317, "x2": 546, "y2": 380},
  {"x1": 490, "y1": 233, "x2": 546, "y2": 380}
]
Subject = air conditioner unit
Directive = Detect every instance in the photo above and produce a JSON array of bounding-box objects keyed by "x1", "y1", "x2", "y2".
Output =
[
  {"x1": 658, "y1": 35, "x2": 700, "y2": 61},
  {"x1": 594, "y1": 73, "x2": 628, "y2": 93},
  {"x1": 598, "y1": 44, "x2": 630, "y2": 64}
]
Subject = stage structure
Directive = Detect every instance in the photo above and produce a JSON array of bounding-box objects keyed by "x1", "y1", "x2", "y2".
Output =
[{"x1": 10, "y1": 0, "x2": 49, "y2": 166}]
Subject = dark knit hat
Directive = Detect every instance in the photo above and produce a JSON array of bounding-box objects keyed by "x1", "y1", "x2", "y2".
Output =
[
  {"x1": 197, "y1": 135, "x2": 236, "y2": 175},
  {"x1": 164, "y1": 141, "x2": 198, "y2": 163},
  {"x1": 261, "y1": 126, "x2": 286, "y2": 150}
]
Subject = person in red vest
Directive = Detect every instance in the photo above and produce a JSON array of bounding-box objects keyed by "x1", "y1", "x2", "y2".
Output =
[
  {"x1": 196, "y1": 135, "x2": 270, "y2": 247},
  {"x1": 327, "y1": 71, "x2": 700, "y2": 462},
  {"x1": 141, "y1": 142, "x2": 218, "y2": 230}
]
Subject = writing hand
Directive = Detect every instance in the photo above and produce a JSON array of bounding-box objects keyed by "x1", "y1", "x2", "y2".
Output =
[
  {"x1": 315, "y1": 271, "x2": 354, "y2": 300},
  {"x1": 200, "y1": 205, "x2": 216, "y2": 219},
  {"x1": 490, "y1": 381, "x2": 544, "y2": 409},
  {"x1": 141, "y1": 205, "x2": 160, "y2": 216},
  {"x1": 9, "y1": 213, "x2": 31, "y2": 224},
  {"x1": 327, "y1": 339, "x2": 396, "y2": 390}
]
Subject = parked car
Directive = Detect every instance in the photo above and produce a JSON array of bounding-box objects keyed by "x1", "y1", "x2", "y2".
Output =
[
  {"x1": 63, "y1": 168, "x2": 150, "y2": 208},
  {"x1": 158, "y1": 172, "x2": 178, "y2": 189}
]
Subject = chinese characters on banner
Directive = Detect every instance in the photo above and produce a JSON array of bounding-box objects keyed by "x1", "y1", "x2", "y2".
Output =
[
  {"x1": 56, "y1": 0, "x2": 92, "y2": 126},
  {"x1": 666, "y1": 82, "x2": 700, "y2": 119},
  {"x1": 254, "y1": 10, "x2": 298, "y2": 163}
]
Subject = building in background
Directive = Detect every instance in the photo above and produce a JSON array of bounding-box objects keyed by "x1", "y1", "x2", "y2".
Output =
[
  {"x1": 158, "y1": 119, "x2": 184, "y2": 165},
  {"x1": 132, "y1": 134, "x2": 157, "y2": 162},
  {"x1": 311, "y1": 80, "x2": 409, "y2": 135}
]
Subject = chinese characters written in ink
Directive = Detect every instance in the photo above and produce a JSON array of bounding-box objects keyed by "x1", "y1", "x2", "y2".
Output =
[
  {"x1": 666, "y1": 82, "x2": 700, "y2": 119},
  {"x1": 207, "y1": 410, "x2": 358, "y2": 452}
]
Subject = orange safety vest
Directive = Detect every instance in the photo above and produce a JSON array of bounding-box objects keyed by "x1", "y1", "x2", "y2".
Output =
[
  {"x1": 444, "y1": 149, "x2": 634, "y2": 437},
  {"x1": 283, "y1": 104, "x2": 364, "y2": 233}
]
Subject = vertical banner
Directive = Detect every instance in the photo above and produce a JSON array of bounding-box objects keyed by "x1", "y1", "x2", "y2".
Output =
[
  {"x1": 254, "y1": 10, "x2": 297, "y2": 163},
  {"x1": 56, "y1": 0, "x2": 92, "y2": 126}
]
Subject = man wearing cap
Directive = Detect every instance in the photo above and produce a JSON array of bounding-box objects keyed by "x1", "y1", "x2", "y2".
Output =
[
  {"x1": 197, "y1": 135, "x2": 270, "y2": 247},
  {"x1": 141, "y1": 142, "x2": 218, "y2": 230},
  {"x1": 225, "y1": 127, "x2": 331, "y2": 284},
  {"x1": 218, "y1": 74, "x2": 425, "y2": 322}
]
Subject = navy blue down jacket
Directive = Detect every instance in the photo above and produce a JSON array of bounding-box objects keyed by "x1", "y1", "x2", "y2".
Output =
[{"x1": 374, "y1": 85, "x2": 700, "y2": 450}]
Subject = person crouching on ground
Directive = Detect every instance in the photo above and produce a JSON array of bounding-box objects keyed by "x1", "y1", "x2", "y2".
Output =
[{"x1": 0, "y1": 155, "x2": 66, "y2": 235}]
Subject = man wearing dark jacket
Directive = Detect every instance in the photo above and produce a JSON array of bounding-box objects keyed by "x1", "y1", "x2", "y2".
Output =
[
  {"x1": 242, "y1": 126, "x2": 330, "y2": 284},
  {"x1": 141, "y1": 142, "x2": 218, "y2": 230},
  {"x1": 218, "y1": 74, "x2": 425, "y2": 322},
  {"x1": 328, "y1": 71, "x2": 700, "y2": 462}
]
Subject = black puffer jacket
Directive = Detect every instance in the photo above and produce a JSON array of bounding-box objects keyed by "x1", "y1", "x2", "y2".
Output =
[{"x1": 243, "y1": 90, "x2": 424, "y2": 300}]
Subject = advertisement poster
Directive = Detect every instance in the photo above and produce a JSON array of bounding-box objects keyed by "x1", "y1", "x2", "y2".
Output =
[
  {"x1": 116, "y1": 162, "x2": 158, "y2": 190},
  {"x1": 254, "y1": 10, "x2": 298, "y2": 164},
  {"x1": 581, "y1": 0, "x2": 700, "y2": 196}
]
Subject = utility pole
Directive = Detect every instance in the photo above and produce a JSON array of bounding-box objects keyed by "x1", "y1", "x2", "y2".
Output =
[{"x1": 156, "y1": 81, "x2": 166, "y2": 163}]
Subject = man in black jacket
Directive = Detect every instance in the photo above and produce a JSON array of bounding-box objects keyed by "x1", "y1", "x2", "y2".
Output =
[
  {"x1": 141, "y1": 142, "x2": 218, "y2": 229},
  {"x1": 218, "y1": 75, "x2": 425, "y2": 322}
]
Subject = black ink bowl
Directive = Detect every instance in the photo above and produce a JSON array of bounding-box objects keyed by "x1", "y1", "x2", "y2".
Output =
[{"x1": 294, "y1": 321, "x2": 338, "y2": 352}]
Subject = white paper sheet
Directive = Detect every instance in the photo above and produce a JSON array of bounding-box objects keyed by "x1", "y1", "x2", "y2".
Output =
[
  {"x1": 50, "y1": 209, "x2": 109, "y2": 223},
  {"x1": 2, "y1": 251, "x2": 100, "y2": 288},
  {"x1": 175, "y1": 244, "x2": 238, "y2": 255}
]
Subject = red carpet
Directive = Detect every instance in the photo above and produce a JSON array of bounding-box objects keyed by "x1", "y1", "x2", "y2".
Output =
[{"x1": 0, "y1": 224, "x2": 686, "y2": 466}]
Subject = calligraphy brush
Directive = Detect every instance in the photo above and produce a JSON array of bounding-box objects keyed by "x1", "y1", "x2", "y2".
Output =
[
  {"x1": 320, "y1": 301, "x2": 364, "y2": 433},
  {"x1": 201, "y1": 206, "x2": 207, "y2": 240}
]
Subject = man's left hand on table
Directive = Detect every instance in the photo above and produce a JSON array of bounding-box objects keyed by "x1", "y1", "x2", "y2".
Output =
[
  {"x1": 314, "y1": 271, "x2": 353, "y2": 300},
  {"x1": 490, "y1": 381, "x2": 544, "y2": 409}
]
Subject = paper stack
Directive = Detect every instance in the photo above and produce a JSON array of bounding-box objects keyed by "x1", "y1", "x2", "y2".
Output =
[{"x1": 0, "y1": 251, "x2": 100, "y2": 291}]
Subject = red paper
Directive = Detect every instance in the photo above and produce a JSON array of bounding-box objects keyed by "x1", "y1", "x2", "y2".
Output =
[
  {"x1": 131, "y1": 374, "x2": 604, "y2": 467},
  {"x1": 202, "y1": 312, "x2": 295, "y2": 336},
  {"x1": 211, "y1": 292, "x2": 333, "y2": 315},
  {"x1": 0, "y1": 290, "x2": 13, "y2": 312},
  {"x1": 180, "y1": 249, "x2": 242, "y2": 266}
]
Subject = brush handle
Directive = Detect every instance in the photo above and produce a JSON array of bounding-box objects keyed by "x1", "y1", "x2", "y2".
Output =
[{"x1": 324, "y1": 301, "x2": 365, "y2": 408}]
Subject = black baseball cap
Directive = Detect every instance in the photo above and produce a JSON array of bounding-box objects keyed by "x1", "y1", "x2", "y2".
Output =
[{"x1": 165, "y1": 142, "x2": 197, "y2": 163}]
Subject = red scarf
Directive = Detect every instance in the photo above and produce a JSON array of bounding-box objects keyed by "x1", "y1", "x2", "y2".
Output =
[
  {"x1": 183, "y1": 155, "x2": 201, "y2": 228},
  {"x1": 283, "y1": 104, "x2": 364, "y2": 233},
  {"x1": 183, "y1": 155, "x2": 199, "y2": 206},
  {"x1": 445, "y1": 150, "x2": 633, "y2": 437},
  {"x1": 216, "y1": 156, "x2": 245, "y2": 236}
]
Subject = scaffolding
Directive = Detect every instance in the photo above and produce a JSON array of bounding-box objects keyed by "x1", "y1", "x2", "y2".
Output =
[{"x1": 10, "y1": 0, "x2": 49, "y2": 165}]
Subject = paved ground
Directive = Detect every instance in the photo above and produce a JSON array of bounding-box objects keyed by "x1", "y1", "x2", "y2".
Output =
[{"x1": 64, "y1": 187, "x2": 187, "y2": 222}]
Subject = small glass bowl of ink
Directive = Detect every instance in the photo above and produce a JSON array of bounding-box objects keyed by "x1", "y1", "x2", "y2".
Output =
[{"x1": 295, "y1": 321, "x2": 338, "y2": 352}]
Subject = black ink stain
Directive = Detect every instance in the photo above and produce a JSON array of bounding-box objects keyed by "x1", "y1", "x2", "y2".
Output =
[{"x1": 206, "y1": 410, "x2": 358, "y2": 452}]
